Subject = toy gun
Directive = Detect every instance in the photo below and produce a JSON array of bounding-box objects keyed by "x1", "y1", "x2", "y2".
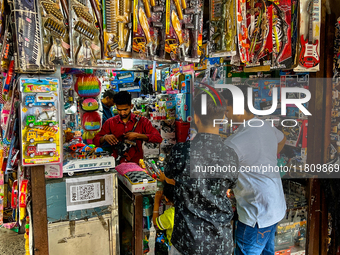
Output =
[
  {"x1": 155, "y1": 13, "x2": 166, "y2": 59},
  {"x1": 89, "y1": 0, "x2": 104, "y2": 59},
  {"x1": 125, "y1": 13, "x2": 133, "y2": 52},
  {"x1": 183, "y1": 0, "x2": 201, "y2": 61},
  {"x1": 117, "y1": 0, "x2": 131, "y2": 50},
  {"x1": 113, "y1": 117, "x2": 140, "y2": 164},
  {"x1": 190, "y1": 12, "x2": 200, "y2": 59}
]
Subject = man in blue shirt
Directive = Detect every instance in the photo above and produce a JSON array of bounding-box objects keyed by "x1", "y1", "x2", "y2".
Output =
[
  {"x1": 100, "y1": 89, "x2": 116, "y2": 125},
  {"x1": 222, "y1": 86, "x2": 286, "y2": 255}
]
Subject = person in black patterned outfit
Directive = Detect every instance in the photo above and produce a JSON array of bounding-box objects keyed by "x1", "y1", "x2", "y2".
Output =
[{"x1": 164, "y1": 90, "x2": 239, "y2": 255}]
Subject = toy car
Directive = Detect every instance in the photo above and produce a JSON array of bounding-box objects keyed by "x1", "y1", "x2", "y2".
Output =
[
  {"x1": 26, "y1": 143, "x2": 57, "y2": 158},
  {"x1": 26, "y1": 115, "x2": 57, "y2": 128},
  {"x1": 69, "y1": 142, "x2": 86, "y2": 151},
  {"x1": 133, "y1": 37, "x2": 147, "y2": 58},
  {"x1": 25, "y1": 93, "x2": 55, "y2": 107},
  {"x1": 26, "y1": 129, "x2": 56, "y2": 143},
  {"x1": 165, "y1": 39, "x2": 178, "y2": 60}
]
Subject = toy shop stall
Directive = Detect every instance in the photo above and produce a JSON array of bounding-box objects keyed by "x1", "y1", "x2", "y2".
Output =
[{"x1": 0, "y1": 0, "x2": 339, "y2": 253}]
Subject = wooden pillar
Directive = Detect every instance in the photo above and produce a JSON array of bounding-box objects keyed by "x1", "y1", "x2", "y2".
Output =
[
  {"x1": 134, "y1": 193, "x2": 143, "y2": 255},
  {"x1": 31, "y1": 166, "x2": 49, "y2": 255}
]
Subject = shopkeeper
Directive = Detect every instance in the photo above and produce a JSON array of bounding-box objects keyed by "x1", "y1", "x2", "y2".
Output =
[{"x1": 94, "y1": 91, "x2": 162, "y2": 164}]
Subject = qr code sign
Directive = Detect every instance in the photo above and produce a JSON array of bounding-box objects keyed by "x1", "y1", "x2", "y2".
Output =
[{"x1": 70, "y1": 183, "x2": 101, "y2": 202}]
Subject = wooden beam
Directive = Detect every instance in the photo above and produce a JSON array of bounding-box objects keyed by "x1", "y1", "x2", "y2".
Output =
[
  {"x1": 134, "y1": 193, "x2": 143, "y2": 255},
  {"x1": 31, "y1": 166, "x2": 49, "y2": 255},
  {"x1": 320, "y1": 190, "x2": 329, "y2": 255},
  {"x1": 320, "y1": 11, "x2": 336, "y2": 255},
  {"x1": 323, "y1": 12, "x2": 335, "y2": 162},
  {"x1": 306, "y1": 179, "x2": 321, "y2": 255}
]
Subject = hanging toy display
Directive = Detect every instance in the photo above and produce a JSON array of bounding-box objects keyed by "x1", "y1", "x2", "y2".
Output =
[
  {"x1": 38, "y1": 0, "x2": 70, "y2": 68},
  {"x1": 19, "y1": 76, "x2": 62, "y2": 166},
  {"x1": 74, "y1": 74, "x2": 102, "y2": 98}
]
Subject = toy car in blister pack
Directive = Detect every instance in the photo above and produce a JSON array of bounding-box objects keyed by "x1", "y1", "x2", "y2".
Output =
[
  {"x1": 294, "y1": 0, "x2": 321, "y2": 72},
  {"x1": 209, "y1": 0, "x2": 236, "y2": 57},
  {"x1": 132, "y1": 0, "x2": 157, "y2": 60},
  {"x1": 38, "y1": 0, "x2": 70, "y2": 68},
  {"x1": 11, "y1": 0, "x2": 43, "y2": 72},
  {"x1": 102, "y1": 0, "x2": 132, "y2": 62},
  {"x1": 69, "y1": 0, "x2": 103, "y2": 66},
  {"x1": 19, "y1": 76, "x2": 62, "y2": 166}
]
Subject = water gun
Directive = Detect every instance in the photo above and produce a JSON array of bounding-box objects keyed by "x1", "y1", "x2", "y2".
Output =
[{"x1": 3, "y1": 59, "x2": 14, "y2": 95}]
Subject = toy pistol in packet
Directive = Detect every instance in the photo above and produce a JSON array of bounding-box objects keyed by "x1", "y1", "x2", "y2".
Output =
[
  {"x1": 69, "y1": 0, "x2": 102, "y2": 66},
  {"x1": 38, "y1": 0, "x2": 71, "y2": 68}
]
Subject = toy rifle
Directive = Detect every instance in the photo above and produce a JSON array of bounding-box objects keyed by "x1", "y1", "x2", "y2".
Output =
[{"x1": 114, "y1": 117, "x2": 141, "y2": 164}]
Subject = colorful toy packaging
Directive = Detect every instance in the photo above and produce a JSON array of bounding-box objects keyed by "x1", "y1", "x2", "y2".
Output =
[
  {"x1": 294, "y1": 0, "x2": 321, "y2": 72},
  {"x1": 236, "y1": 0, "x2": 293, "y2": 69},
  {"x1": 209, "y1": 0, "x2": 237, "y2": 57},
  {"x1": 132, "y1": 0, "x2": 157, "y2": 60},
  {"x1": 69, "y1": 0, "x2": 103, "y2": 66},
  {"x1": 12, "y1": 0, "x2": 43, "y2": 72},
  {"x1": 103, "y1": 0, "x2": 133, "y2": 60},
  {"x1": 37, "y1": 0, "x2": 70, "y2": 68},
  {"x1": 19, "y1": 76, "x2": 62, "y2": 166}
]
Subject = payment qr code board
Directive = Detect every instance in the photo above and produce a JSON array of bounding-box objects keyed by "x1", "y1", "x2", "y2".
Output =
[
  {"x1": 70, "y1": 183, "x2": 101, "y2": 202},
  {"x1": 66, "y1": 173, "x2": 114, "y2": 212}
]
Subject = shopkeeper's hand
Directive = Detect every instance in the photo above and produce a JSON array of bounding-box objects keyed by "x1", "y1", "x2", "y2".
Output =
[
  {"x1": 124, "y1": 132, "x2": 140, "y2": 141},
  {"x1": 103, "y1": 134, "x2": 119, "y2": 145}
]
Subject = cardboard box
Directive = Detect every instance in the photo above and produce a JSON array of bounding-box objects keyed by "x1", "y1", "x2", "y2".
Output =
[{"x1": 118, "y1": 173, "x2": 157, "y2": 193}]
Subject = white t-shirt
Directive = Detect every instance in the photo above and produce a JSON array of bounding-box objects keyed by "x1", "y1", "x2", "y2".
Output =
[{"x1": 225, "y1": 117, "x2": 287, "y2": 228}]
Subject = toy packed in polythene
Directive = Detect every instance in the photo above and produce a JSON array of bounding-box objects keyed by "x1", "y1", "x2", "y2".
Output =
[{"x1": 19, "y1": 76, "x2": 62, "y2": 166}]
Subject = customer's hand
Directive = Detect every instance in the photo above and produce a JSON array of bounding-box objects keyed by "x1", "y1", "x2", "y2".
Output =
[
  {"x1": 158, "y1": 171, "x2": 166, "y2": 182},
  {"x1": 104, "y1": 134, "x2": 119, "y2": 145},
  {"x1": 155, "y1": 190, "x2": 163, "y2": 201}
]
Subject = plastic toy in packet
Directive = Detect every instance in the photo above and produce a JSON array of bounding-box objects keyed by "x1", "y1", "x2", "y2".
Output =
[
  {"x1": 209, "y1": 0, "x2": 237, "y2": 57},
  {"x1": 19, "y1": 77, "x2": 62, "y2": 166},
  {"x1": 12, "y1": 0, "x2": 43, "y2": 72},
  {"x1": 69, "y1": 0, "x2": 102, "y2": 66},
  {"x1": 103, "y1": 0, "x2": 133, "y2": 59},
  {"x1": 38, "y1": 0, "x2": 70, "y2": 68},
  {"x1": 132, "y1": 0, "x2": 158, "y2": 60}
]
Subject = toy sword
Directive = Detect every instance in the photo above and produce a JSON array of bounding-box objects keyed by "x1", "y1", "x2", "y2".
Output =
[{"x1": 139, "y1": 7, "x2": 154, "y2": 56}]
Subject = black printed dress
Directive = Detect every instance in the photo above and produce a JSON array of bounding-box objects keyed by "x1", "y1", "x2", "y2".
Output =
[{"x1": 164, "y1": 133, "x2": 239, "y2": 255}]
